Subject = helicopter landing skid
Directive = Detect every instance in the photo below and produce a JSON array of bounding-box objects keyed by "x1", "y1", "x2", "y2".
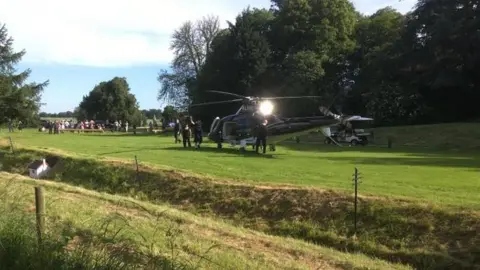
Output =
[
  {"x1": 239, "y1": 139, "x2": 247, "y2": 152},
  {"x1": 228, "y1": 139, "x2": 248, "y2": 152}
]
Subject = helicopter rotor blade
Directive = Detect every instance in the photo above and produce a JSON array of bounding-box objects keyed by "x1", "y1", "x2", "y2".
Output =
[
  {"x1": 189, "y1": 99, "x2": 243, "y2": 107},
  {"x1": 207, "y1": 90, "x2": 246, "y2": 99},
  {"x1": 319, "y1": 106, "x2": 341, "y2": 119},
  {"x1": 260, "y1": 96, "x2": 323, "y2": 100}
]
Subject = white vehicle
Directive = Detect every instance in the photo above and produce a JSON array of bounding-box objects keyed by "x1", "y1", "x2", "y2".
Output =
[{"x1": 324, "y1": 116, "x2": 374, "y2": 146}]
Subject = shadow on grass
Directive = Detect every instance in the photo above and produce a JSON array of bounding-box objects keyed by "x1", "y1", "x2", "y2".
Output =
[
  {"x1": 85, "y1": 132, "x2": 169, "y2": 137},
  {"x1": 94, "y1": 145, "x2": 280, "y2": 159},
  {"x1": 280, "y1": 143, "x2": 480, "y2": 168},
  {"x1": 162, "y1": 146, "x2": 280, "y2": 159},
  {"x1": 285, "y1": 141, "x2": 478, "y2": 153},
  {"x1": 319, "y1": 156, "x2": 480, "y2": 170},
  {"x1": 97, "y1": 147, "x2": 162, "y2": 156}
]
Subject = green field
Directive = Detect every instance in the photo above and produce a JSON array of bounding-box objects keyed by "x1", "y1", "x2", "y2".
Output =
[
  {"x1": 1, "y1": 125, "x2": 479, "y2": 269},
  {"x1": 3, "y1": 126, "x2": 479, "y2": 208}
]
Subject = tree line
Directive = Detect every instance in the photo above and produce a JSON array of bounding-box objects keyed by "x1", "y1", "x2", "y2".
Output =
[
  {"x1": 3, "y1": 0, "x2": 478, "y2": 129},
  {"x1": 158, "y1": 0, "x2": 480, "y2": 127}
]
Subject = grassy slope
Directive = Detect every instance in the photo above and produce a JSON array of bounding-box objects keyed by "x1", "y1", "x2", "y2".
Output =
[
  {"x1": 1, "y1": 145, "x2": 478, "y2": 269},
  {"x1": 3, "y1": 128, "x2": 479, "y2": 208},
  {"x1": 0, "y1": 172, "x2": 406, "y2": 270}
]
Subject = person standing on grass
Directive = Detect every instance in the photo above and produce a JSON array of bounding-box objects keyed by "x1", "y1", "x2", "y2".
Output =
[
  {"x1": 181, "y1": 116, "x2": 194, "y2": 148},
  {"x1": 8, "y1": 119, "x2": 13, "y2": 132},
  {"x1": 48, "y1": 121, "x2": 53, "y2": 134},
  {"x1": 255, "y1": 119, "x2": 268, "y2": 154},
  {"x1": 174, "y1": 119, "x2": 181, "y2": 143},
  {"x1": 194, "y1": 120, "x2": 203, "y2": 149}
]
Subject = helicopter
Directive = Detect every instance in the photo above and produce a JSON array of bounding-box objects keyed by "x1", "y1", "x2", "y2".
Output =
[{"x1": 188, "y1": 90, "x2": 343, "y2": 152}]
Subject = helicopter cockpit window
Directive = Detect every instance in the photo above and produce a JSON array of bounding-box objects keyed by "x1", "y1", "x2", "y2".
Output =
[{"x1": 233, "y1": 114, "x2": 248, "y2": 127}]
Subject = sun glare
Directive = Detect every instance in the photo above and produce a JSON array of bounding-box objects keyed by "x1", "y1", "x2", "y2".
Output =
[{"x1": 259, "y1": 100, "x2": 274, "y2": 115}]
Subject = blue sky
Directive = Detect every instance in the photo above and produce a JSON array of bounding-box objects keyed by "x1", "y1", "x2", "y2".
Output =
[{"x1": 1, "y1": 0, "x2": 417, "y2": 113}]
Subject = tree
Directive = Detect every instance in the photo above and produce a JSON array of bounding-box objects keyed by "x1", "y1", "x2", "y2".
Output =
[
  {"x1": 77, "y1": 77, "x2": 144, "y2": 125},
  {"x1": 0, "y1": 23, "x2": 49, "y2": 125},
  {"x1": 157, "y1": 15, "x2": 220, "y2": 109},
  {"x1": 160, "y1": 0, "x2": 480, "y2": 128},
  {"x1": 398, "y1": 0, "x2": 480, "y2": 122},
  {"x1": 141, "y1": 108, "x2": 162, "y2": 120},
  {"x1": 269, "y1": 0, "x2": 357, "y2": 92},
  {"x1": 343, "y1": 8, "x2": 410, "y2": 124},
  {"x1": 195, "y1": 8, "x2": 274, "y2": 98},
  {"x1": 161, "y1": 105, "x2": 178, "y2": 125},
  {"x1": 192, "y1": 8, "x2": 274, "y2": 125},
  {"x1": 39, "y1": 111, "x2": 75, "y2": 118}
]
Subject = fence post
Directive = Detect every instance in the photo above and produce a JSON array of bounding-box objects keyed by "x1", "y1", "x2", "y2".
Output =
[
  {"x1": 134, "y1": 155, "x2": 139, "y2": 184},
  {"x1": 35, "y1": 186, "x2": 45, "y2": 245},
  {"x1": 8, "y1": 136, "x2": 14, "y2": 154},
  {"x1": 352, "y1": 167, "x2": 362, "y2": 236}
]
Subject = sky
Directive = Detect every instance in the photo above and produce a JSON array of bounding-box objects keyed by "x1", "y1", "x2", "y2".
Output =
[{"x1": 0, "y1": 0, "x2": 417, "y2": 113}]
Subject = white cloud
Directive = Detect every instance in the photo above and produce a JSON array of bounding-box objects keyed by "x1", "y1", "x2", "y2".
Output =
[
  {"x1": 0, "y1": 0, "x2": 416, "y2": 67},
  {"x1": 352, "y1": 0, "x2": 418, "y2": 15}
]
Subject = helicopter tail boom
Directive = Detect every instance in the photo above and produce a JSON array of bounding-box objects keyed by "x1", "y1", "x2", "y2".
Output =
[{"x1": 266, "y1": 116, "x2": 339, "y2": 144}]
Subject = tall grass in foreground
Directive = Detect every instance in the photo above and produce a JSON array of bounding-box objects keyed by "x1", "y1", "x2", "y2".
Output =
[{"x1": 0, "y1": 178, "x2": 214, "y2": 270}]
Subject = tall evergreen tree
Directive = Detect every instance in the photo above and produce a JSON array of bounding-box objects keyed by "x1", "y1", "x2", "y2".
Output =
[{"x1": 0, "y1": 23, "x2": 49, "y2": 125}]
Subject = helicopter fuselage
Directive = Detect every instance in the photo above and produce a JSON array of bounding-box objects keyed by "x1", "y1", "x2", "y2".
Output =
[
  {"x1": 207, "y1": 111, "x2": 339, "y2": 148},
  {"x1": 188, "y1": 90, "x2": 343, "y2": 151}
]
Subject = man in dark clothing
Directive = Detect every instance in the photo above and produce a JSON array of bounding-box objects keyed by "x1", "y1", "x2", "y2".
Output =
[
  {"x1": 48, "y1": 121, "x2": 53, "y2": 134},
  {"x1": 8, "y1": 120, "x2": 13, "y2": 132},
  {"x1": 255, "y1": 119, "x2": 268, "y2": 154},
  {"x1": 173, "y1": 119, "x2": 181, "y2": 143},
  {"x1": 182, "y1": 116, "x2": 194, "y2": 148},
  {"x1": 193, "y1": 120, "x2": 203, "y2": 149}
]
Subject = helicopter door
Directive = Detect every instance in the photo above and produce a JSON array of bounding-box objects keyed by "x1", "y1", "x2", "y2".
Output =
[
  {"x1": 223, "y1": 122, "x2": 237, "y2": 140},
  {"x1": 210, "y1": 117, "x2": 220, "y2": 133}
]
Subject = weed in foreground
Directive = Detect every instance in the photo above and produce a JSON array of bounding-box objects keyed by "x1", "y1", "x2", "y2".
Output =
[{"x1": 0, "y1": 177, "x2": 219, "y2": 270}]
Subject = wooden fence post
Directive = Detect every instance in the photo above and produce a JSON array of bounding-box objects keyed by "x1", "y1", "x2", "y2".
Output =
[
  {"x1": 8, "y1": 136, "x2": 14, "y2": 154},
  {"x1": 35, "y1": 186, "x2": 45, "y2": 245},
  {"x1": 352, "y1": 167, "x2": 362, "y2": 237},
  {"x1": 134, "y1": 155, "x2": 139, "y2": 184}
]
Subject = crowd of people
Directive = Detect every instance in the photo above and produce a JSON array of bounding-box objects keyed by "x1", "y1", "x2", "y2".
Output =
[
  {"x1": 40, "y1": 119, "x2": 130, "y2": 134},
  {"x1": 171, "y1": 115, "x2": 269, "y2": 153},
  {"x1": 173, "y1": 116, "x2": 203, "y2": 149}
]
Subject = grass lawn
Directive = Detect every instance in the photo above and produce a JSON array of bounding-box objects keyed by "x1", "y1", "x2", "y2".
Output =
[
  {"x1": 0, "y1": 171, "x2": 408, "y2": 270},
  {"x1": 2, "y1": 129, "x2": 479, "y2": 208}
]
